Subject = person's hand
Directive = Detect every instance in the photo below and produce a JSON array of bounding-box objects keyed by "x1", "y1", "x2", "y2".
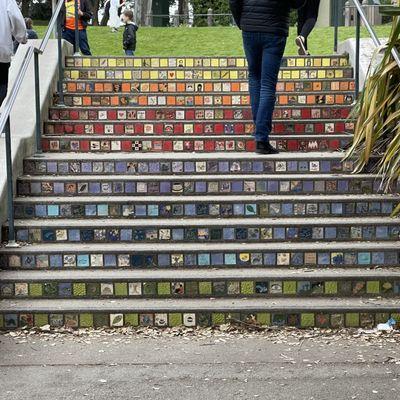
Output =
[
  {"x1": 78, "y1": 9, "x2": 84, "y2": 16},
  {"x1": 20, "y1": 35, "x2": 28, "y2": 44}
]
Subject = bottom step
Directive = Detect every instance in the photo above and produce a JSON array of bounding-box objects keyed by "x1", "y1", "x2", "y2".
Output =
[{"x1": 0, "y1": 298, "x2": 398, "y2": 329}]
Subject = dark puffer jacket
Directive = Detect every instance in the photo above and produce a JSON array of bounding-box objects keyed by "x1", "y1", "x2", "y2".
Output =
[{"x1": 229, "y1": 0, "x2": 306, "y2": 36}]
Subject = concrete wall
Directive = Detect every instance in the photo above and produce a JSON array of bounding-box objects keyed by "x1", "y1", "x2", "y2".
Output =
[{"x1": 0, "y1": 39, "x2": 73, "y2": 239}]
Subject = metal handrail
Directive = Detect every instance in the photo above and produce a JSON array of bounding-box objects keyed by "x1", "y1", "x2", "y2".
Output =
[
  {"x1": 0, "y1": 0, "x2": 77, "y2": 246},
  {"x1": 37, "y1": 0, "x2": 65, "y2": 54},
  {"x1": 351, "y1": 0, "x2": 400, "y2": 68}
]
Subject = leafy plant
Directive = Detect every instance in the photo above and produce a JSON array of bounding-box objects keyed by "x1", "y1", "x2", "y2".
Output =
[{"x1": 344, "y1": 5, "x2": 400, "y2": 214}]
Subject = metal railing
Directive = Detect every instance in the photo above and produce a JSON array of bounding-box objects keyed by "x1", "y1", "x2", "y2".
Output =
[
  {"x1": 0, "y1": 0, "x2": 80, "y2": 247},
  {"x1": 333, "y1": 0, "x2": 400, "y2": 96}
]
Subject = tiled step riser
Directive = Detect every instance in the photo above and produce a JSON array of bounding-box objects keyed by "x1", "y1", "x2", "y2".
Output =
[
  {"x1": 17, "y1": 177, "x2": 386, "y2": 197},
  {"x1": 64, "y1": 67, "x2": 353, "y2": 82},
  {"x1": 49, "y1": 106, "x2": 351, "y2": 122},
  {"x1": 7, "y1": 223, "x2": 400, "y2": 244},
  {"x1": 61, "y1": 92, "x2": 356, "y2": 107},
  {"x1": 63, "y1": 80, "x2": 355, "y2": 95},
  {"x1": 23, "y1": 158, "x2": 355, "y2": 176},
  {"x1": 41, "y1": 136, "x2": 351, "y2": 153},
  {"x1": 1, "y1": 309, "x2": 396, "y2": 330},
  {"x1": 65, "y1": 56, "x2": 350, "y2": 69},
  {"x1": 1, "y1": 249, "x2": 399, "y2": 270},
  {"x1": 44, "y1": 120, "x2": 354, "y2": 136},
  {"x1": 2, "y1": 279, "x2": 399, "y2": 299},
  {"x1": 13, "y1": 199, "x2": 399, "y2": 220}
]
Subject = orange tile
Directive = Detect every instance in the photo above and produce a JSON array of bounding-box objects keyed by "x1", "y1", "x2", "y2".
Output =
[
  {"x1": 138, "y1": 96, "x2": 147, "y2": 105},
  {"x1": 177, "y1": 83, "x2": 185, "y2": 92},
  {"x1": 82, "y1": 97, "x2": 91, "y2": 106},
  {"x1": 194, "y1": 96, "x2": 204, "y2": 106},
  {"x1": 110, "y1": 97, "x2": 120, "y2": 106},
  {"x1": 222, "y1": 96, "x2": 231, "y2": 105},
  {"x1": 167, "y1": 96, "x2": 176, "y2": 105},
  {"x1": 286, "y1": 82, "x2": 295, "y2": 92},
  {"x1": 121, "y1": 83, "x2": 131, "y2": 92}
]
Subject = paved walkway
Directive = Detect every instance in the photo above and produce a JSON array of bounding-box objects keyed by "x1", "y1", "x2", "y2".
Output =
[{"x1": 0, "y1": 328, "x2": 399, "y2": 399}]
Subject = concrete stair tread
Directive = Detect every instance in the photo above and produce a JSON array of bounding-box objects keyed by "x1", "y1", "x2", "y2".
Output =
[
  {"x1": 24, "y1": 151, "x2": 346, "y2": 161},
  {"x1": 14, "y1": 193, "x2": 400, "y2": 203},
  {"x1": 10, "y1": 216, "x2": 400, "y2": 228},
  {"x1": 2, "y1": 267, "x2": 400, "y2": 282},
  {"x1": 19, "y1": 173, "x2": 376, "y2": 181},
  {"x1": 1, "y1": 241, "x2": 398, "y2": 253},
  {"x1": 0, "y1": 297, "x2": 397, "y2": 313}
]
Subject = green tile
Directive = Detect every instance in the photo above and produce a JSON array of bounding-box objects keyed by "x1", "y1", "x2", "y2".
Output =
[
  {"x1": 143, "y1": 282, "x2": 157, "y2": 296},
  {"x1": 212, "y1": 313, "x2": 225, "y2": 325},
  {"x1": 366, "y1": 281, "x2": 380, "y2": 294},
  {"x1": 240, "y1": 281, "x2": 254, "y2": 295},
  {"x1": 114, "y1": 283, "x2": 128, "y2": 296},
  {"x1": 257, "y1": 313, "x2": 271, "y2": 326},
  {"x1": 29, "y1": 283, "x2": 43, "y2": 297},
  {"x1": 34, "y1": 314, "x2": 48, "y2": 327},
  {"x1": 169, "y1": 313, "x2": 182, "y2": 327},
  {"x1": 325, "y1": 281, "x2": 338, "y2": 294},
  {"x1": 157, "y1": 282, "x2": 171, "y2": 296},
  {"x1": 375, "y1": 313, "x2": 390, "y2": 324},
  {"x1": 301, "y1": 313, "x2": 315, "y2": 328},
  {"x1": 125, "y1": 313, "x2": 139, "y2": 326},
  {"x1": 93, "y1": 313, "x2": 109, "y2": 327},
  {"x1": 199, "y1": 281, "x2": 212, "y2": 295},
  {"x1": 185, "y1": 281, "x2": 198, "y2": 296},
  {"x1": 283, "y1": 281, "x2": 296, "y2": 295},
  {"x1": 346, "y1": 313, "x2": 360, "y2": 327},
  {"x1": 80, "y1": 313, "x2": 94, "y2": 328},
  {"x1": 73, "y1": 283, "x2": 86, "y2": 297},
  {"x1": 390, "y1": 313, "x2": 400, "y2": 323}
]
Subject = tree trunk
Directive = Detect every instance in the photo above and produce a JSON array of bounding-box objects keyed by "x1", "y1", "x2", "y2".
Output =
[
  {"x1": 21, "y1": 0, "x2": 30, "y2": 16},
  {"x1": 91, "y1": 0, "x2": 101, "y2": 25}
]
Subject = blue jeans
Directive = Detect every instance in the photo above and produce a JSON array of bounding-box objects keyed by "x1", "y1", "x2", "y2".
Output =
[
  {"x1": 125, "y1": 50, "x2": 135, "y2": 56},
  {"x1": 242, "y1": 32, "x2": 287, "y2": 142},
  {"x1": 62, "y1": 29, "x2": 91, "y2": 55}
]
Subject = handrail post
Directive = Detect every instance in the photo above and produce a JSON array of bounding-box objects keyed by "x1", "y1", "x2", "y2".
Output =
[
  {"x1": 74, "y1": 0, "x2": 80, "y2": 56},
  {"x1": 333, "y1": 0, "x2": 339, "y2": 53},
  {"x1": 33, "y1": 50, "x2": 42, "y2": 153},
  {"x1": 57, "y1": 10, "x2": 65, "y2": 106},
  {"x1": 4, "y1": 118, "x2": 19, "y2": 248},
  {"x1": 355, "y1": 8, "x2": 361, "y2": 97}
]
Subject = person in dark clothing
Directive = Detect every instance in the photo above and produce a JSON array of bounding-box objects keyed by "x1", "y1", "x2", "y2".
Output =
[
  {"x1": 296, "y1": 0, "x2": 321, "y2": 55},
  {"x1": 60, "y1": 0, "x2": 93, "y2": 55},
  {"x1": 122, "y1": 10, "x2": 138, "y2": 56},
  {"x1": 229, "y1": 0, "x2": 305, "y2": 154}
]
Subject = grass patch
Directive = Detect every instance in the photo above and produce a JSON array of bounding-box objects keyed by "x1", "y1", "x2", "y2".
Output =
[{"x1": 33, "y1": 25, "x2": 392, "y2": 56}]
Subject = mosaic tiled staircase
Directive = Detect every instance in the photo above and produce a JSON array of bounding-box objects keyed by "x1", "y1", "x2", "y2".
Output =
[{"x1": 1, "y1": 55, "x2": 400, "y2": 330}]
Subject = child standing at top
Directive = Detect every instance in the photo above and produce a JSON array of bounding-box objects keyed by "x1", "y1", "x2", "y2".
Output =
[{"x1": 122, "y1": 10, "x2": 138, "y2": 56}]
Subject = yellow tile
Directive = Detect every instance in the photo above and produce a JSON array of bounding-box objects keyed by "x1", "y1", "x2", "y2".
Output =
[
  {"x1": 97, "y1": 70, "x2": 105, "y2": 79},
  {"x1": 186, "y1": 58, "x2": 194, "y2": 67},
  {"x1": 82, "y1": 58, "x2": 91, "y2": 67},
  {"x1": 291, "y1": 70, "x2": 300, "y2": 79},
  {"x1": 133, "y1": 58, "x2": 141, "y2": 67},
  {"x1": 236, "y1": 58, "x2": 245, "y2": 67},
  {"x1": 317, "y1": 70, "x2": 326, "y2": 78},
  {"x1": 230, "y1": 70, "x2": 238, "y2": 79},
  {"x1": 211, "y1": 58, "x2": 219, "y2": 67},
  {"x1": 108, "y1": 58, "x2": 117, "y2": 67},
  {"x1": 70, "y1": 70, "x2": 79, "y2": 80},
  {"x1": 123, "y1": 71, "x2": 132, "y2": 80},
  {"x1": 160, "y1": 58, "x2": 168, "y2": 67},
  {"x1": 176, "y1": 71, "x2": 185, "y2": 79},
  {"x1": 296, "y1": 58, "x2": 305, "y2": 67},
  {"x1": 336, "y1": 70, "x2": 344, "y2": 78},
  {"x1": 150, "y1": 70, "x2": 158, "y2": 79},
  {"x1": 322, "y1": 58, "x2": 330, "y2": 67},
  {"x1": 203, "y1": 71, "x2": 212, "y2": 80},
  {"x1": 151, "y1": 58, "x2": 160, "y2": 67},
  {"x1": 142, "y1": 70, "x2": 150, "y2": 79}
]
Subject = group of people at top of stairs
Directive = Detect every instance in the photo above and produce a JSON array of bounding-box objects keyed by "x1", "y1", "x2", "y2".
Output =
[
  {"x1": 60, "y1": 0, "x2": 138, "y2": 57},
  {"x1": 230, "y1": 0, "x2": 321, "y2": 155}
]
